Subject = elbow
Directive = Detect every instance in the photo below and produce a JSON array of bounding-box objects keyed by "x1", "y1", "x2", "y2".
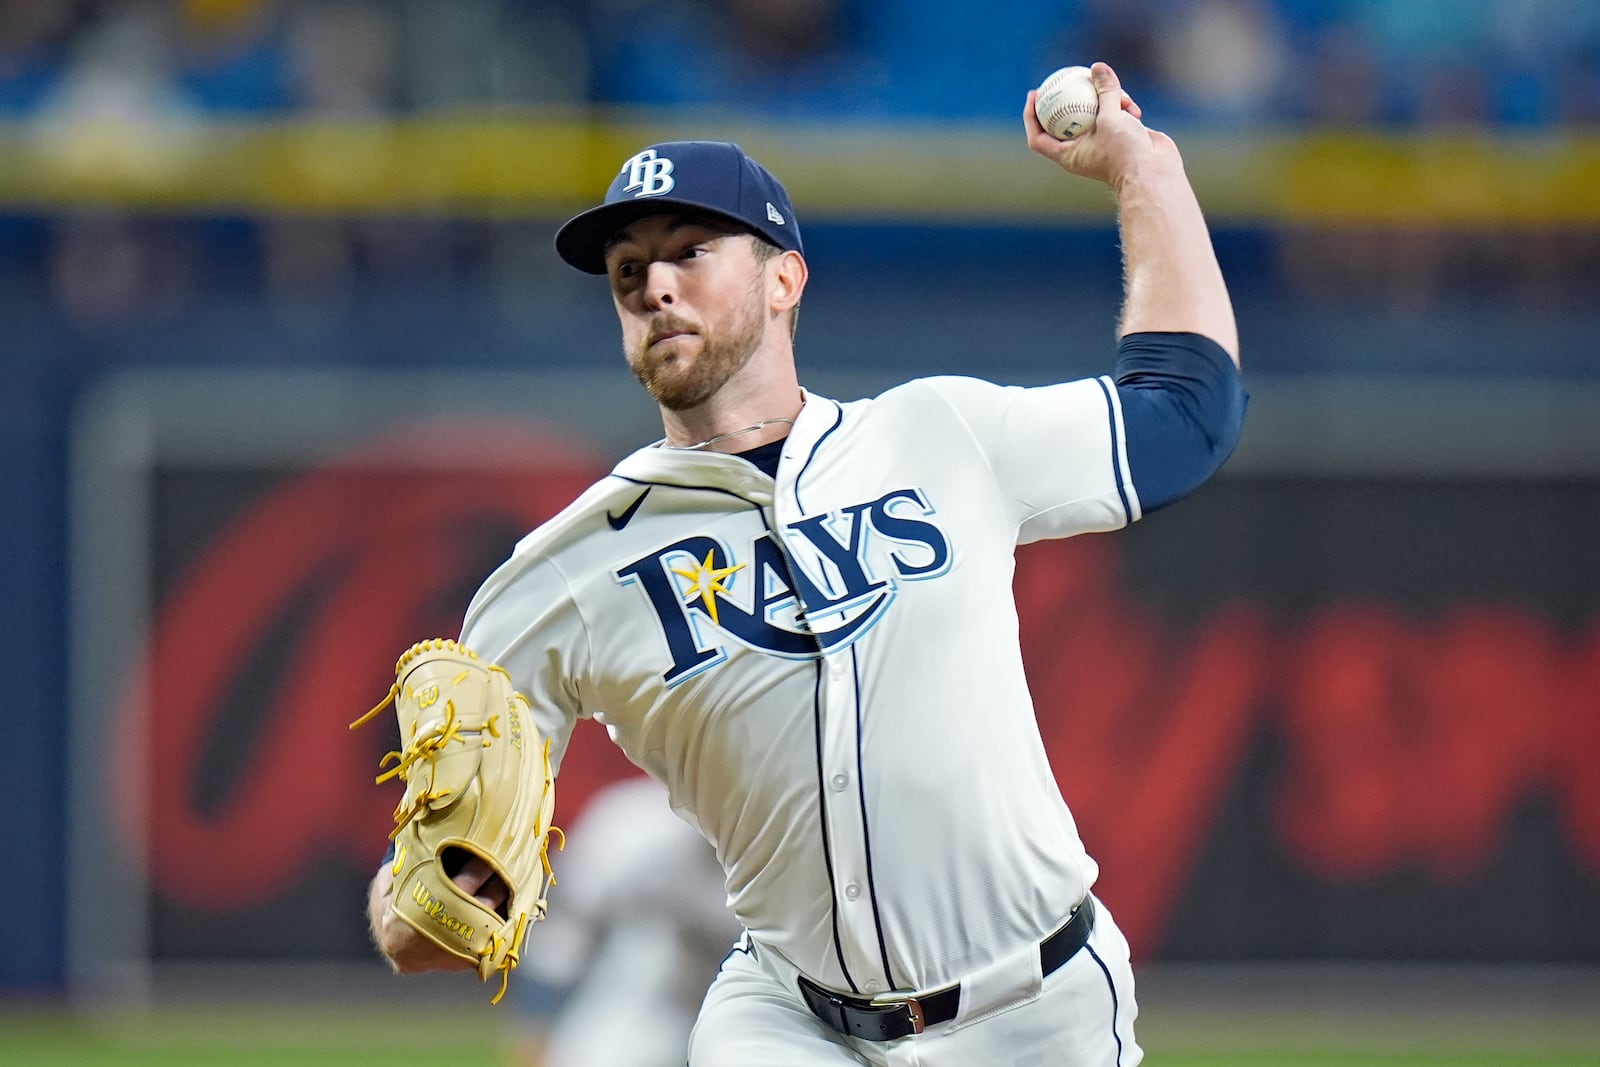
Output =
[
  {"x1": 1178, "y1": 375, "x2": 1249, "y2": 492},
  {"x1": 1200, "y1": 376, "x2": 1248, "y2": 470}
]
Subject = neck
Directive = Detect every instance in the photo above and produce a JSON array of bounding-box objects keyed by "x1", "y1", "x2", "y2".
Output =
[
  {"x1": 665, "y1": 416, "x2": 795, "y2": 452},
  {"x1": 662, "y1": 395, "x2": 804, "y2": 451},
  {"x1": 659, "y1": 338, "x2": 803, "y2": 452}
]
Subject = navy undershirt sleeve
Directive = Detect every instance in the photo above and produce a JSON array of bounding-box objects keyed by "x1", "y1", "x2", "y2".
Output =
[{"x1": 1114, "y1": 331, "x2": 1247, "y2": 513}]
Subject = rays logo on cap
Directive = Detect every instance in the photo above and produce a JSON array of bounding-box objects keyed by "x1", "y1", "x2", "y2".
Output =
[{"x1": 622, "y1": 149, "x2": 675, "y2": 198}]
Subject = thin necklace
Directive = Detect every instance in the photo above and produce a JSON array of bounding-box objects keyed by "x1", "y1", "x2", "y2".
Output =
[{"x1": 667, "y1": 417, "x2": 795, "y2": 451}]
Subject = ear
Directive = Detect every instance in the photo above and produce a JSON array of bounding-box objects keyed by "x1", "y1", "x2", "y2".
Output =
[{"x1": 768, "y1": 250, "x2": 808, "y2": 313}]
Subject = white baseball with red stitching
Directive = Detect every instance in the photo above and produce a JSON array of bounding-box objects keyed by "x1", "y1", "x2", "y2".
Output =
[{"x1": 1035, "y1": 65, "x2": 1099, "y2": 140}]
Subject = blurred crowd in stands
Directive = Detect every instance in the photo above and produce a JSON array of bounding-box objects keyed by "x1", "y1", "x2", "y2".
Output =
[
  {"x1": 2, "y1": 0, "x2": 1598, "y2": 127},
  {"x1": 3, "y1": 0, "x2": 1599, "y2": 344}
]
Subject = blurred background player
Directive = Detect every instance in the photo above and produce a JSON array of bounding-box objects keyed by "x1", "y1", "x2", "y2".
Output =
[{"x1": 504, "y1": 775, "x2": 740, "y2": 1067}]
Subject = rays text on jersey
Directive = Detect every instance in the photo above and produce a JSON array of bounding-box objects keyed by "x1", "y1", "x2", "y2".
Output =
[{"x1": 614, "y1": 487, "x2": 951, "y2": 685}]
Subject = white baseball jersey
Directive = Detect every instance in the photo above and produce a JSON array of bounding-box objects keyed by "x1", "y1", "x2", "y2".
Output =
[{"x1": 461, "y1": 374, "x2": 1140, "y2": 997}]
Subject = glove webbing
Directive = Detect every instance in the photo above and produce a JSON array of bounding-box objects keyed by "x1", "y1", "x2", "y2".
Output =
[{"x1": 476, "y1": 735, "x2": 564, "y2": 1004}]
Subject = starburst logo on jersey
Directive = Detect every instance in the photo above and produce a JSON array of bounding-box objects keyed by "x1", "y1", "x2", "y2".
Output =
[
  {"x1": 615, "y1": 487, "x2": 951, "y2": 685},
  {"x1": 672, "y1": 549, "x2": 745, "y2": 625}
]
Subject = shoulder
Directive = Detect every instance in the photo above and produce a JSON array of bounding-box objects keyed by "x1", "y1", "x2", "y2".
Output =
[
  {"x1": 863, "y1": 375, "x2": 1086, "y2": 430},
  {"x1": 798, "y1": 378, "x2": 1014, "y2": 426},
  {"x1": 508, "y1": 474, "x2": 637, "y2": 558},
  {"x1": 807, "y1": 378, "x2": 1038, "y2": 453},
  {"x1": 871, "y1": 374, "x2": 1083, "y2": 415},
  {"x1": 461, "y1": 472, "x2": 646, "y2": 629},
  {"x1": 875, "y1": 375, "x2": 995, "y2": 403},
  {"x1": 840, "y1": 376, "x2": 1009, "y2": 425}
]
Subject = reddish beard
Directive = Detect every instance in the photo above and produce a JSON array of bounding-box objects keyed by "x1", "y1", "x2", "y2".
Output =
[{"x1": 627, "y1": 288, "x2": 767, "y2": 411}]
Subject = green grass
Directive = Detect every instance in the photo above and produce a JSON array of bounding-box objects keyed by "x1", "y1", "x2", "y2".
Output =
[
  {"x1": 1138, "y1": 1010, "x2": 1600, "y2": 1067},
  {"x1": 0, "y1": 1004, "x2": 1595, "y2": 1066},
  {"x1": 0, "y1": 1008, "x2": 501, "y2": 1067},
  {"x1": 1152, "y1": 1056, "x2": 1599, "y2": 1067}
]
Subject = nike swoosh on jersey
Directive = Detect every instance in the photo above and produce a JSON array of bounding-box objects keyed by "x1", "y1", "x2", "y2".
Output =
[{"x1": 606, "y1": 488, "x2": 651, "y2": 530}]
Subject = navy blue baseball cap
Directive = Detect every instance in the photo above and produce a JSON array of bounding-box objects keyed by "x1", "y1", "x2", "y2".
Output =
[{"x1": 555, "y1": 141, "x2": 803, "y2": 274}]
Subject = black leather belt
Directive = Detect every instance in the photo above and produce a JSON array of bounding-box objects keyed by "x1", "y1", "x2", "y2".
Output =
[{"x1": 797, "y1": 896, "x2": 1096, "y2": 1042}]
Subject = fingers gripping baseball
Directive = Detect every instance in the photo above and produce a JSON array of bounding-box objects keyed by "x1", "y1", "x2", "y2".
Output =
[{"x1": 1025, "y1": 62, "x2": 1168, "y2": 186}]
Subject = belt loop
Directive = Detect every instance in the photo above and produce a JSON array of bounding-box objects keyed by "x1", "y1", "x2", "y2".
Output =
[{"x1": 820, "y1": 991, "x2": 849, "y2": 1036}]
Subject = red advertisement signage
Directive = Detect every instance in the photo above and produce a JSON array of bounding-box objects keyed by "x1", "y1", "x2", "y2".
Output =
[{"x1": 108, "y1": 433, "x2": 1600, "y2": 962}]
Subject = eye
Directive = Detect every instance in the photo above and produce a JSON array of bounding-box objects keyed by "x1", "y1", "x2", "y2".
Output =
[
  {"x1": 613, "y1": 260, "x2": 642, "y2": 281},
  {"x1": 679, "y1": 245, "x2": 707, "y2": 261}
]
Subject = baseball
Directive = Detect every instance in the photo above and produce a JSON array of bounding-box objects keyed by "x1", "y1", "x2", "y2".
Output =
[{"x1": 1034, "y1": 65, "x2": 1099, "y2": 140}]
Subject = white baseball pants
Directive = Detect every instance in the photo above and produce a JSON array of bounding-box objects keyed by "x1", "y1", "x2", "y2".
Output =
[{"x1": 687, "y1": 896, "x2": 1142, "y2": 1067}]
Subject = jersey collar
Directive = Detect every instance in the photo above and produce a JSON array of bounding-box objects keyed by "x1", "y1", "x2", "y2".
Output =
[{"x1": 611, "y1": 388, "x2": 838, "y2": 502}]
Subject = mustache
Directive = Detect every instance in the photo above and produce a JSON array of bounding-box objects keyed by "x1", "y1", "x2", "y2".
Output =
[{"x1": 645, "y1": 314, "x2": 699, "y2": 346}]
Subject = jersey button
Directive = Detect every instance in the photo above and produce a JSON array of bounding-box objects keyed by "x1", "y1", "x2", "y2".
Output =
[
  {"x1": 864, "y1": 980, "x2": 883, "y2": 994},
  {"x1": 830, "y1": 772, "x2": 849, "y2": 792},
  {"x1": 844, "y1": 882, "x2": 861, "y2": 901}
]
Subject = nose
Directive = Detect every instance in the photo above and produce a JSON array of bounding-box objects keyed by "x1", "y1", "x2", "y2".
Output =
[{"x1": 643, "y1": 261, "x2": 677, "y2": 309}]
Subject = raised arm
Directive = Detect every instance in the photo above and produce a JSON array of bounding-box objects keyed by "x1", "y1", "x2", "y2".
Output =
[
  {"x1": 1024, "y1": 63, "x2": 1247, "y2": 514},
  {"x1": 1024, "y1": 62, "x2": 1240, "y2": 365}
]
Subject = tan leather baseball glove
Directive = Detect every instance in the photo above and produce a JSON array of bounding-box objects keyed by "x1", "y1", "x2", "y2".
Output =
[{"x1": 351, "y1": 638, "x2": 562, "y2": 1003}]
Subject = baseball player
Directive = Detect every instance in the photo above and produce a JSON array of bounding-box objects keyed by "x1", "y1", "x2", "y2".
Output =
[
  {"x1": 504, "y1": 775, "x2": 740, "y2": 1067},
  {"x1": 367, "y1": 61, "x2": 1245, "y2": 1066}
]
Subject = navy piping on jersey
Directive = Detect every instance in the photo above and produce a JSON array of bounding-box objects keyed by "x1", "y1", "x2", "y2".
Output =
[
  {"x1": 739, "y1": 397, "x2": 863, "y2": 988},
  {"x1": 789, "y1": 398, "x2": 896, "y2": 989},
  {"x1": 715, "y1": 930, "x2": 756, "y2": 975},
  {"x1": 611, "y1": 474, "x2": 761, "y2": 508},
  {"x1": 851, "y1": 641, "x2": 899, "y2": 990},
  {"x1": 811, "y1": 655, "x2": 859, "y2": 992},
  {"x1": 1093, "y1": 377, "x2": 1134, "y2": 525},
  {"x1": 745, "y1": 495, "x2": 860, "y2": 995},
  {"x1": 791, "y1": 399, "x2": 845, "y2": 514},
  {"x1": 613, "y1": 456, "x2": 879, "y2": 994},
  {"x1": 1087, "y1": 943, "x2": 1125, "y2": 1067}
]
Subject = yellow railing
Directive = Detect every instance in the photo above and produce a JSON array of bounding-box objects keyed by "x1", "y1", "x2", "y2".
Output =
[{"x1": 1, "y1": 111, "x2": 1596, "y2": 224}]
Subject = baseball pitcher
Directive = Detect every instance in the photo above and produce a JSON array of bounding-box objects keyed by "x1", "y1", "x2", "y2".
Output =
[{"x1": 362, "y1": 61, "x2": 1246, "y2": 1065}]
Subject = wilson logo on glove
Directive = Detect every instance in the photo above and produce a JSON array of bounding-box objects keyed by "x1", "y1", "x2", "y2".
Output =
[{"x1": 411, "y1": 879, "x2": 476, "y2": 941}]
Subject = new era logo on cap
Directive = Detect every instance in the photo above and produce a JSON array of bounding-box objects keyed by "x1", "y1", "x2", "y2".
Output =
[{"x1": 554, "y1": 141, "x2": 803, "y2": 274}]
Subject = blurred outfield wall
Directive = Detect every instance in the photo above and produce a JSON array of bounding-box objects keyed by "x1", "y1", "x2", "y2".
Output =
[{"x1": 4, "y1": 116, "x2": 1600, "y2": 994}]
